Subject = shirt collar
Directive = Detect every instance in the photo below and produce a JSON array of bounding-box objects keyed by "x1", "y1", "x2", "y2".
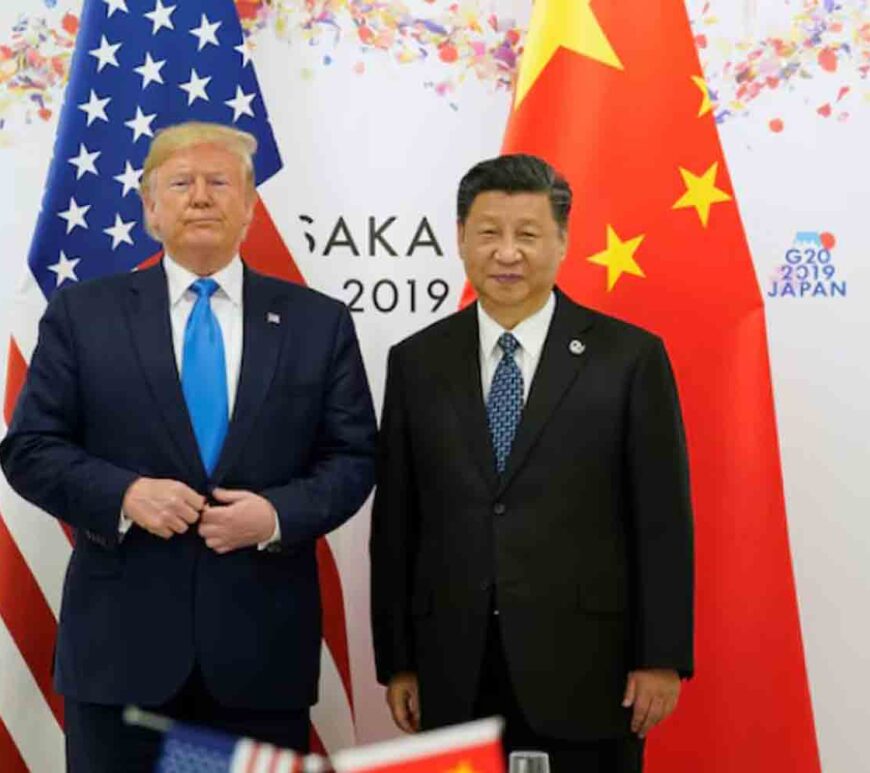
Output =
[
  {"x1": 477, "y1": 291, "x2": 556, "y2": 360},
  {"x1": 164, "y1": 254, "x2": 243, "y2": 307}
]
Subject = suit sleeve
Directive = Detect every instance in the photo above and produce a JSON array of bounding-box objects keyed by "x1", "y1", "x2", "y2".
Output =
[
  {"x1": 369, "y1": 345, "x2": 418, "y2": 684},
  {"x1": 627, "y1": 336, "x2": 694, "y2": 677},
  {"x1": 261, "y1": 305, "x2": 377, "y2": 545},
  {"x1": 0, "y1": 290, "x2": 139, "y2": 541}
]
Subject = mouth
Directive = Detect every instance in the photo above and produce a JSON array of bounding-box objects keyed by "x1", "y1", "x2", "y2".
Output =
[{"x1": 490, "y1": 274, "x2": 524, "y2": 284}]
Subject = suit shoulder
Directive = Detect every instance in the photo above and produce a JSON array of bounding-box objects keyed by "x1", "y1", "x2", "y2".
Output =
[
  {"x1": 50, "y1": 268, "x2": 140, "y2": 310},
  {"x1": 559, "y1": 295, "x2": 662, "y2": 350},
  {"x1": 389, "y1": 307, "x2": 473, "y2": 357}
]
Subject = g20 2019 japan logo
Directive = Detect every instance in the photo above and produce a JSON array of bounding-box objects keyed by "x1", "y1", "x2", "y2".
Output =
[{"x1": 767, "y1": 231, "x2": 847, "y2": 299}]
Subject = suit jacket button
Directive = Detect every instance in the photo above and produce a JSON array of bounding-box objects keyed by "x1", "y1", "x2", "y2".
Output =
[{"x1": 493, "y1": 502, "x2": 506, "y2": 516}]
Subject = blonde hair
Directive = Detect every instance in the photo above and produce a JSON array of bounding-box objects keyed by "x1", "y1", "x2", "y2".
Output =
[{"x1": 139, "y1": 121, "x2": 258, "y2": 199}]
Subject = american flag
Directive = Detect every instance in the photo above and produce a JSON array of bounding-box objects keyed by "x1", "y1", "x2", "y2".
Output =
[
  {"x1": 156, "y1": 721, "x2": 327, "y2": 773},
  {"x1": 0, "y1": 1, "x2": 355, "y2": 768}
]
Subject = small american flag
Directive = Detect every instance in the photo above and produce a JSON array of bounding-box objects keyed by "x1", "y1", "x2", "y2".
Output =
[{"x1": 157, "y1": 721, "x2": 327, "y2": 773}]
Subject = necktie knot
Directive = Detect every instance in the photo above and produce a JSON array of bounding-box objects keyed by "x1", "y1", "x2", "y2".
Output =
[
  {"x1": 498, "y1": 332, "x2": 520, "y2": 357},
  {"x1": 190, "y1": 277, "x2": 219, "y2": 300}
]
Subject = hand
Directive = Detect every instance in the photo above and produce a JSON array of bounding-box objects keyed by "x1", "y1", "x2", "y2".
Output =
[
  {"x1": 122, "y1": 478, "x2": 205, "y2": 540},
  {"x1": 622, "y1": 668, "x2": 681, "y2": 737},
  {"x1": 198, "y1": 488, "x2": 277, "y2": 554},
  {"x1": 386, "y1": 672, "x2": 420, "y2": 733}
]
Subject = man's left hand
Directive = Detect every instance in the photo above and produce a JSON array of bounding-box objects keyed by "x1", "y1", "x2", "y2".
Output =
[
  {"x1": 198, "y1": 488, "x2": 277, "y2": 554},
  {"x1": 622, "y1": 668, "x2": 681, "y2": 738}
]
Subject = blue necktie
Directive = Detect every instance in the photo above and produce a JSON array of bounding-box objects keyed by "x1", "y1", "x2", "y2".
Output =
[
  {"x1": 181, "y1": 278, "x2": 228, "y2": 476},
  {"x1": 487, "y1": 332, "x2": 524, "y2": 474}
]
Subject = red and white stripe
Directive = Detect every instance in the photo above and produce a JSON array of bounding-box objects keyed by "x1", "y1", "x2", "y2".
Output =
[{"x1": 0, "y1": 198, "x2": 357, "y2": 768}]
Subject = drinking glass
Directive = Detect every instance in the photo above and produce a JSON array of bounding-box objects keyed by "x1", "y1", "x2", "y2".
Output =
[{"x1": 508, "y1": 750, "x2": 550, "y2": 773}]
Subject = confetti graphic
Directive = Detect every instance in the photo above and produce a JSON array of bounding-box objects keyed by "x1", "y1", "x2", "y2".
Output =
[
  {"x1": 234, "y1": 0, "x2": 524, "y2": 105},
  {"x1": 0, "y1": 8, "x2": 77, "y2": 137},
  {"x1": 690, "y1": 0, "x2": 870, "y2": 129},
  {"x1": 1, "y1": 1, "x2": 868, "y2": 137}
]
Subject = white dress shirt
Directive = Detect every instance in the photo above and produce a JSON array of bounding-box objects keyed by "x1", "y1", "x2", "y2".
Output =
[
  {"x1": 477, "y1": 292, "x2": 556, "y2": 403},
  {"x1": 164, "y1": 253, "x2": 243, "y2": 413},
  {"x1": 121, "y1": 255, "x2": 280, "y2": 547}
]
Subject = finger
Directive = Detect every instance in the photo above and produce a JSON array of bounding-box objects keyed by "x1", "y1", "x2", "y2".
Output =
[
  {"x1": 408, "y1": 687, "x2": 421, "y2": 732},
  {"x1": 198, "y1": 523, "x2": 218, "y2": 539},
  {"x1": 622, "y1": 673, "x2": 637, "y2": 708},
  {"x1": 631, "y1": 691, "x2": 652, "y2": 735},
  {"x1": 200, "y1": 505, "x2": 233, "y2": 523},
  {"x1": 640, "y1": 696, "x2": 665, "y2": 738},
  {"x1": 211, "y1": 487, "x2": 251, "y2": 504},
  {"x1": 175, "y1": 502, "x2": 201, "y2": 525},
  {"x1": 205, "y1": 537, "x2": 228, "y2": 552},
  {"x1": 153, "y1": 526, "x2": 174, "y2": 540},
  {"x1": 167, "y1": 519, "x2": 188, "y2": 535},
  {"x1": 388, "y1": 691, "x2": 414, "y2": 734},
  {"x1": 177, "y1": 484, "x2": 207, "y2": 511}
]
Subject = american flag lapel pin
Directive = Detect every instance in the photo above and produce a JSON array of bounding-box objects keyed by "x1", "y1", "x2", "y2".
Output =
[{"x1": 267, "y1": 312, "x2": 281, "y2": 325}]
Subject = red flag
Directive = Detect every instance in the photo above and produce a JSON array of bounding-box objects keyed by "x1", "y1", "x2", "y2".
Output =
[
  {"x1": 486, "y1": 1, "x2": 820, "y2": 770},
  {"x1": 331, "y1": 719, "x2": 504, "y2": 773}
]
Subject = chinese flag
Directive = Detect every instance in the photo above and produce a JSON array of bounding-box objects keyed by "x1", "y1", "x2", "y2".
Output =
[
  {"x1": 331, "y1": 719, "x2": 504, "y2": 773},
  {"x1": 493, "y1": 1, "x2": 821, "y2": 770}
]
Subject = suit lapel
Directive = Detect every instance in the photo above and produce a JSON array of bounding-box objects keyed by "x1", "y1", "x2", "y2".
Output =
[
  {"x1": 211, "y1": 268, "x2": 284, "y2": 483},
  {"x1": 442, "y1": 305, "x2": 500, "y2": 492},
  {"x1": 498, "y1": 291, "x2": 595, "y2": 494},
  {"x1": 125, "y1": 263, "x2": 204, "y2": 480}
]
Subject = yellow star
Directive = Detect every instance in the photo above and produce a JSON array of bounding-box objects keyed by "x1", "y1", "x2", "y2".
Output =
[
  {"x1": 444, "y1": 763, "x2": 478, "y2": 773},
  {"x1": 587, "y1": 225, "x2": 646, "y2": 291},
  {"x1": 691, "y1": 75, "x2": 713, "y2": 117},
  {"x1": 672, "y1": 162, "x2": 732, "y2": 227},
  {"x1": 515, "y1": 0, "x2": 623, "y2": 108}
]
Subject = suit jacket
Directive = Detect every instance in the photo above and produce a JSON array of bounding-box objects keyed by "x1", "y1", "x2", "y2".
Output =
[
  {"x1": 0, "y1": 261, "x2": 377, "y2": 710},
  {"x1": 370, "y1": 290, "x2": 693, "y2": 741}
]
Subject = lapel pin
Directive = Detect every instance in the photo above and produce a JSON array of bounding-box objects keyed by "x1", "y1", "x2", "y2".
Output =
[
  {"x1": 266, "y1": 312, "x2": 281, "y2": 325},
  {"x1": 569, "y1": 339, "x2": 585, "y2": 356}
]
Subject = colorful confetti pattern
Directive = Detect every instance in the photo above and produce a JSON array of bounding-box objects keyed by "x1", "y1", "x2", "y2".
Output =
[
  {"x1": 1, "y1": 0, "x2": 868, "y2": 135},
  {"x1": 0, "y1": 8, "x2": 77, "y2": 134},
  {"x1": 234, "y1": 0, "x2": 523, "y2": 104},
  {"x1": 690, "y1": 0, "x2": 870, "y2": 130}
]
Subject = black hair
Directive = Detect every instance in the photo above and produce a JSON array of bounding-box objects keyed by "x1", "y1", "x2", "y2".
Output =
[{"x1": 456, "y1": 153, "x2": 572, "y2": 231}]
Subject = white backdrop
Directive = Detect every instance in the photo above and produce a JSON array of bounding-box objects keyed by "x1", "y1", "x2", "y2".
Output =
[{"x1": 1, "y1": 1, "x2": 868, "y2": 771}]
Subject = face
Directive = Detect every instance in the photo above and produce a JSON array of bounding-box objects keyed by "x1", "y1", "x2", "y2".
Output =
[
  {"x1": 142, "y1": 142, "x2": 254, "y2": 272},
  {"x1": 458, "y1": 191, "x2": 566, "y2": 326}
]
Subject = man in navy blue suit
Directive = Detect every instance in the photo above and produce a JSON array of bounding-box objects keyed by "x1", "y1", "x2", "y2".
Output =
[{"x1": 0, "y1": 121, "x2": 377, "y2": 772}]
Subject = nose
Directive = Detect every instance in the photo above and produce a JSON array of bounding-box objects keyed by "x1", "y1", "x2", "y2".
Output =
[
  {"x1": 494, "y1": 237, "x2": 521, "y2": 264},
  {"x1": 190, "y1": 176, "x2": 211, "y2": 206}
]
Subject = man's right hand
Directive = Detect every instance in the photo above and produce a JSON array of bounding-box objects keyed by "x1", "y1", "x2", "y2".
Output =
[
  {"x1": 386, "y1": 672, "x2": 421, "y2": 734},
  {"x1": 122, "y1": 478, "x2": 205, "y2": 539}
]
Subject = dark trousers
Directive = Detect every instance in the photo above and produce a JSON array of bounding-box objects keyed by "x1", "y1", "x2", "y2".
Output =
[
  {"x1": 65, "y1": 665, "x2": 310, "y2": 773},
  {"x1": 472, "y1": 615, "x2": 643, "y2": 773}
]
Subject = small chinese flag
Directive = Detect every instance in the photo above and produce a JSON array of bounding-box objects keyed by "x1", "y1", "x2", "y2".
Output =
[
  {"x1": 476, "y1": 1, "x2": 821, "y2": 771},
  {"x1": 330, "y1": 718, "x2": 504, "y2": 773}
]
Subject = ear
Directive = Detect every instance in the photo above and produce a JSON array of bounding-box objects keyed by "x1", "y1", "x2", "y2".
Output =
[
  {"x1": 141, "y1": 191, "x2": 159, "y2": 239},
  {"x1": 557, "y1": 228, "x2": 568, "y2": 262},
  {"x1": 456, "y1": 221, "x2": 467, "y2": 256}
]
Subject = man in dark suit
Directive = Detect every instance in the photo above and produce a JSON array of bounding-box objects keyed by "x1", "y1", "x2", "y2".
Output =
[
  {"x1": 370, "y1": 155, "x2": 693, "y2": 772},
  {"x1": 0, "y1": 121, "x2": 377, "y2": 772}
]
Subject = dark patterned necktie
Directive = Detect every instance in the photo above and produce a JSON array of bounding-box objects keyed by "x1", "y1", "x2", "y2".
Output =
[{"x1": 486, "y1": 332, "x2": 524, "y2": 474}]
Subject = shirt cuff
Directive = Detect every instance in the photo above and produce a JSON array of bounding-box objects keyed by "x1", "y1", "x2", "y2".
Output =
[{"x1": 257, "y1": 508, "x2": 281, "y2": 551}]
